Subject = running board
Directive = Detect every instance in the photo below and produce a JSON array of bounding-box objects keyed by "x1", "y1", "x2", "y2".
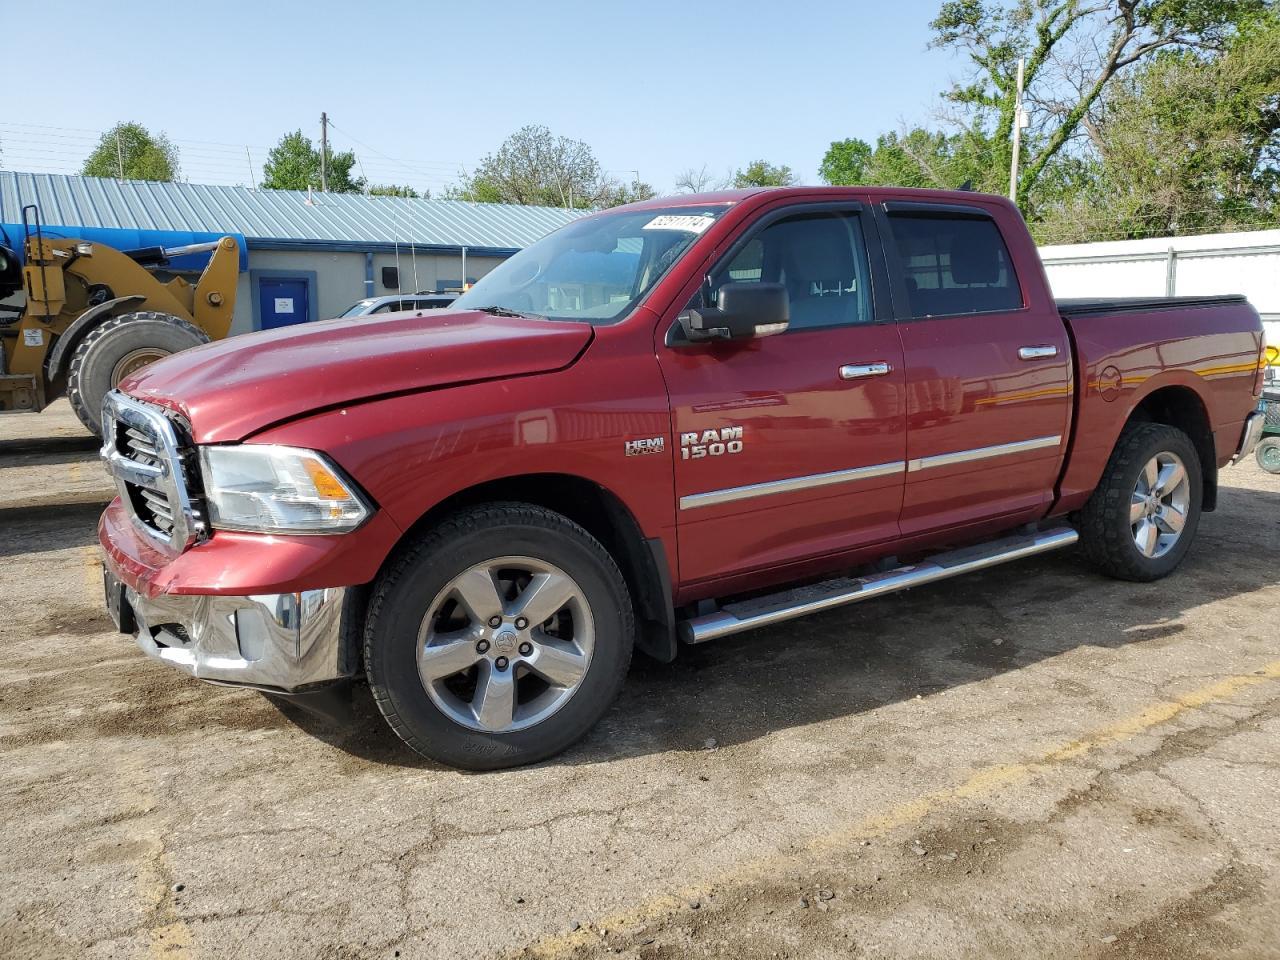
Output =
[{"x1": 679, "y1": 526, "x2": 1079, "y2": 644}]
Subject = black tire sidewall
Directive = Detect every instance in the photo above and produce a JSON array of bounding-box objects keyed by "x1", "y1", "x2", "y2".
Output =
[
  {"x1": 1108, "y1": 426, "x2": 1202, "y2": 579},
  {"x1": 69, "y1": 313, "x2": 208, "y2": 434},
  {"x1": 1256, "y1": 437, "x2": 1280, "y2": 474},
  {"x1": 366, "y1": 510, "x2": 632, "y2": 769}
]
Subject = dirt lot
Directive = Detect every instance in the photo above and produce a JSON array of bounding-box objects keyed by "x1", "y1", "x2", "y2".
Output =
[{"x1": 2, "y1": 401, "x2": 1279, "y2": 960}]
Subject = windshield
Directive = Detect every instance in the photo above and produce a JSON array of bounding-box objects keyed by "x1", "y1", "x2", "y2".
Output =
[
  {"x1": 453, "y1": 205, "x2": 727, "y2": 324},
  {"x1": 340, "y1": 299, "x2": 377, "y2": 317}
]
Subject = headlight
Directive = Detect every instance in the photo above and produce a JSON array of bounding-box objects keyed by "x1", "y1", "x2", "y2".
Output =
[{"x1": 199, "y1": 445, "x2": 371, "y2": 534}]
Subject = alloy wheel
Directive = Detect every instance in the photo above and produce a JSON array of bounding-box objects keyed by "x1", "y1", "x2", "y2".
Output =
[
  {"x1": 1130, "y1": 451, "x2": 1190, "y2": 559},
  {"x1": 416, "y1": 556, "x2": 595, "y2": 733}
]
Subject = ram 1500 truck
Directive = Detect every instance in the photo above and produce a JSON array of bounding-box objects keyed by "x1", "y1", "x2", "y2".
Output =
[{"x1": 98, "y1": 187, "x2": 1267, "y2": 769}]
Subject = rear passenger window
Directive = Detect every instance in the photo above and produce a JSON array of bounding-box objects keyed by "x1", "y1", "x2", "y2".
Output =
[
  {"x1": 704, "y1": 211, "x2": 873, "y2": 331},
  {"x1": 887, "y1": 213, "x2": 1022, "y2": 318}
]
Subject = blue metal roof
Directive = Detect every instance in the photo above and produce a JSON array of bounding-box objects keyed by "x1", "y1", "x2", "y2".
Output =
[{"x1": 0, "y1": 171, "x2": 582, "y2": 252}]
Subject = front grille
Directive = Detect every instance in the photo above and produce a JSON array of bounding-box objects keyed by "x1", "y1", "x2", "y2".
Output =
[{"x1": 101, "y1": 391, "x2": 201, "y2": 552}]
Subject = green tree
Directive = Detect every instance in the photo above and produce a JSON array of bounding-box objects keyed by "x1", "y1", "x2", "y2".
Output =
[
  {"x1": 1036, "y1": 12, "x2": 1280, "y2": 242},
  {"x1": 732, "y1": 160, "x2": 796, "y2": 187},
  {"x1": 261, "y1": 130, "x2": 364, "y2": 193},
  {"x1": 820, "y1": 128, "x2": 998, "y2": 191},
  {"x1": 448, "y1": 124, "x2": 649, "y2": 208},
  {"x1": 368, "y1": 183, "x2": 422, "y2": 198},
  {"x1": 81, "y1": 122, "x2": 179, "y2": 181},
  {"x1": 931, "y1": 0, "x2": 1266, "y2": 206}
]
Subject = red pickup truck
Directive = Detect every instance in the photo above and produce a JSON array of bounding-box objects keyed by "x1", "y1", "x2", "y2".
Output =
[{"x1": 98, "y1": 187, "x2": 1266, "y2": 769}]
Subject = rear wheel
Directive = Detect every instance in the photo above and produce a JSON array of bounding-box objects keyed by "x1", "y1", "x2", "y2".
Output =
[
  {"x1": 1255, "y1": 436, "x2": 1280, "y2": 474},
  {"x1": 1078, "y1": 423, "x2": 1202, "y2": 582},
  {"x1": 67, "y1": 311, "x2": 209, "y2": 436},
  {"x1": 363, "y1": 503, "x2": 634, "y2": 770}
]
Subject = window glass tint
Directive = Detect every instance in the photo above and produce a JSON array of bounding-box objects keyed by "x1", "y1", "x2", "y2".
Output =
[
  {"x1": 707, "y1": 211, "x2": 873, "y2": 331},
  {"x1": 887, "y1": 213, "x2": 1022, "y2": 318}
]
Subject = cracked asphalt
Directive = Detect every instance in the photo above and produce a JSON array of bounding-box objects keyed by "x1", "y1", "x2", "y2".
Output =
[{"x1": 2, "y1": 401, "x2": 1279, "y2": 960}]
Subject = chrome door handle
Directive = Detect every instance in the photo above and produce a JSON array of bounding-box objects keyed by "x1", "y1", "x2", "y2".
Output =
[
  {"x1": 1018, "y1": 345, "x2": 1059, "y2": 360},
  {"x1": 839, "y1": 362, "x2": 892, "y2": 380}
]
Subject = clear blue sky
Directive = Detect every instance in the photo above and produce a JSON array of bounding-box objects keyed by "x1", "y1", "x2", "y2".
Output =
[{"x1": 1, "y1": 0, "x2": 961, "y2": 195}]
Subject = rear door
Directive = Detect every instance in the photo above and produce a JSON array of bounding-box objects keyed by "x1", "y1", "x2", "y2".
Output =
[
  {"x1": 877, "y1": 201, "x2": 1071, "y2": 536},
  {"x1": 658, "y1": 202, "x2": 907, "y2": 586}
]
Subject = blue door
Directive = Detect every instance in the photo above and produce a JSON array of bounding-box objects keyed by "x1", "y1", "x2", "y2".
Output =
[{"x1": 258, "y1": 277, "x2": 310, "y2": 329}]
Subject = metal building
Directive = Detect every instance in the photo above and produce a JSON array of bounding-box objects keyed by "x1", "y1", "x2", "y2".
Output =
[
  {"x1": 0, "y1": 171, "x2": 581, "y2": 334},
  {"x1": 1040, "y1": 229, "x2": 1280, "y2": 344}
]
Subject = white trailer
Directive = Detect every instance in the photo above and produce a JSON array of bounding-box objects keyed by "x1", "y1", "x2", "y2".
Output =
[{"x1": 1040, "y1": 229, "x2": 1280, "y2": 346}]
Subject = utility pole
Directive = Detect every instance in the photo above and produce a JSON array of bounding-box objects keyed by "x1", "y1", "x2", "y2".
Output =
[
  {"x1": 320, "y1": 112, "x2": 329, "y2": 193},
  {"x1": 116, "y1": 131, "x2": 125, "y2": 179},
  {"x1": 1008, "y1": 57, "x2": 1027, "y2": 205}
]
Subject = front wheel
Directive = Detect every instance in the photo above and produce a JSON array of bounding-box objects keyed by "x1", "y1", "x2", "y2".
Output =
[
  {"x1": 363, "y1": 503, "x2": 634, "y2": 770},
  {"x1": 1255, "y1": 436, "x2": 1280, "y2": 474},
  {"x1": 1078, "y1": 423, "x2": 1202, "y2": 582}
]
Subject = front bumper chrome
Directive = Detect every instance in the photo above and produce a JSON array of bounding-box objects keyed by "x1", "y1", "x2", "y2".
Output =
[
  {"x1": 128, "y1": 586, "x2": 352, "y2": 692},
  {"x1": 1233, "y1": 409, "x2": 1266, "y2": 464}
]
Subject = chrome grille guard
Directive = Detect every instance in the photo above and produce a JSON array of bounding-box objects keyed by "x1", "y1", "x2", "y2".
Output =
[{"x1": 100, "y1": 390, "x2": 200, "y2": 552}]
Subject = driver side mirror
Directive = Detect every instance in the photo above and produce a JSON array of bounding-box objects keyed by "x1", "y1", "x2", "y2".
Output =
[{"x1": 679, "y1": 282, "x2": 789, "y2": 342}]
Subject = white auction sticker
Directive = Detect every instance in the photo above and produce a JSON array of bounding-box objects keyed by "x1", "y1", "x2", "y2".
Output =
[
  {"x1": 23, "y1": 329, "x2": 43, "y2": 347},
  {"x1": 642, "y1": 215, "x2": 714, "y2": 234}
]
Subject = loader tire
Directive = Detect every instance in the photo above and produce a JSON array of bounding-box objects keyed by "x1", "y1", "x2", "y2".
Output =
[{"x1": 67, "y1": 312, "x2": 209, "y2": 437}]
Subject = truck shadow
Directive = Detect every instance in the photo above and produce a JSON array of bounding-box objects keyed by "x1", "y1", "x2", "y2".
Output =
[{"x1": 273, "y1": 479, "x2": 1280, "y2": 772}]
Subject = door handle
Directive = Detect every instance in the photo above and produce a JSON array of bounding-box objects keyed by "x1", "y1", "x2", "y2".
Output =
[
  {"x1": 1018, "y1": 345, "x2": 1059, "y2": 360},
  {"x1": 839, "y1": 362, "x2": 892, "y2": 380}
]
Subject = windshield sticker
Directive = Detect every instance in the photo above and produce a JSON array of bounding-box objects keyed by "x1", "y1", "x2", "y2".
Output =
[{"x1": 642, "y1": 215, "x2": 714, "y2": 234}]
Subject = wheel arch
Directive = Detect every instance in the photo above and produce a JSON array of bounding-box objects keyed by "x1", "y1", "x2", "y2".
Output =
[
  {"x1": 1121, "y1": 383, "x2": 1218, "y2": 511},
  {"x1": 382, "y1": 473, "x2": 678, "y2": 663}
]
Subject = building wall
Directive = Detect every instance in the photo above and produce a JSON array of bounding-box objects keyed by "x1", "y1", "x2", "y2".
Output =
[
  {"x1": 1040, "y1": 229, "x2": 1280, "y2": 323},
  {"x1": 231, "y1": 248, "x2": 506, "y2": 336}
]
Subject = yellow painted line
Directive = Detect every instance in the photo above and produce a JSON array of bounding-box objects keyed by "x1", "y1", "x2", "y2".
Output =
[
  {"x1": 81, "y1": 546, "x2": 103, "y2": 600},
  {"x1": 516, "y1": 660, "x2": 1280, "y2": 958}
]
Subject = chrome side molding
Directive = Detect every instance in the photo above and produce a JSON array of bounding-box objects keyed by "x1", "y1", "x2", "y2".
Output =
[
  {"x1": 907, "y1": 434, "x2": 1061, "y2": 472},
  {"x1": 680, "y1": 460, "x2": 905, "y2": 510},
  {"x1": 679, "y1": 526, "x2": 1078, "y2": 644}
]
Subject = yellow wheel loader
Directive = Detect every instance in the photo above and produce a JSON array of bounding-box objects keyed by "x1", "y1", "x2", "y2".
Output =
[{"x1": 0, "y1": 205, "x2": 240, "y2": 437}]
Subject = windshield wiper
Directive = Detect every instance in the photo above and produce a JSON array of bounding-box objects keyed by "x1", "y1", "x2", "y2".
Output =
[{"x1": 475, "y1": 305, "x2": 547, "y2": 320}]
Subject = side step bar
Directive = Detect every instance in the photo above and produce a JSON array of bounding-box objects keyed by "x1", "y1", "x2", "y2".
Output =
[{"x1": 679, "y1": 526, "x2": 1079, "y2": 644}]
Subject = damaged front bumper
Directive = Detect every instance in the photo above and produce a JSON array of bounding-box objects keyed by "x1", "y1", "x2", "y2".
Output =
[{"x1": 121, "y1": 583, "x2": 352, "y2": 693}]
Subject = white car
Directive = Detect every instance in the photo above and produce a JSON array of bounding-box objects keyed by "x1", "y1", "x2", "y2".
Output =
[{"x1": 339, "y1": 293, "x2": 457, "y2": 317}]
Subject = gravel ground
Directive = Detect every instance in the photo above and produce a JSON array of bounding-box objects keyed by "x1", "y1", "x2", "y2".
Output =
[{"x1": 2, "y1": 402, "x2": 1278, "y2": 960}]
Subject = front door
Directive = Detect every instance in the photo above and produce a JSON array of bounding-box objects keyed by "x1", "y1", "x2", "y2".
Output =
[
  {"x1": 658, "y1": 204, "x2": 907, "y2": 587},
  {"x1": 258, "y1": 277, "x2": 310, "y2": 329},
  {"x1": 878, "y1": 202, "x2": 1072, "y2": 536}
]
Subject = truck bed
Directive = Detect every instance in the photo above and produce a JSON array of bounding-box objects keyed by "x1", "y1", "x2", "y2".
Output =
[{"x1": 1057, "y1": 295, "x2": 1248, "y2": 318}]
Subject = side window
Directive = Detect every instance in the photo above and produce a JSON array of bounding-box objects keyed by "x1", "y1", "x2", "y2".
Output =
[
  {"x1": 886, "y1": 213, "x2": 1022, "y2": 318},
  {"x1": 374, "y1": 300, "x2": 405, "y2": 313},
  {"x1": 703, "y1": 211, "x2": 873, "y2": 331}
]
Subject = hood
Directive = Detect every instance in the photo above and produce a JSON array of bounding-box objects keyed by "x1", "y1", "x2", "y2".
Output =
[{"x1": 122, "y1": 310, "x2": 593, "y2": 443}]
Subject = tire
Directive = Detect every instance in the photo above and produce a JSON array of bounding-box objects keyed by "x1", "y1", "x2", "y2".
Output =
[
  {"x1": 363, "y1": 503, "x2": 635, "y2": 770},
  {"x1": 1255, "y1": 436, "x2": 1280, "y2": 474},
  {"x1": 1078, "y1": 422, "x2": 1202, "y2": 582},
  {"x1": 67, "y1": 311, "x2": 210, "y2": 437}
]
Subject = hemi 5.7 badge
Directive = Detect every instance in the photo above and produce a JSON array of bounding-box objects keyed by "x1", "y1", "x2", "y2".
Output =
[{"x1": 625, "y1": 437, "x2": 666, "y2": 457}]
